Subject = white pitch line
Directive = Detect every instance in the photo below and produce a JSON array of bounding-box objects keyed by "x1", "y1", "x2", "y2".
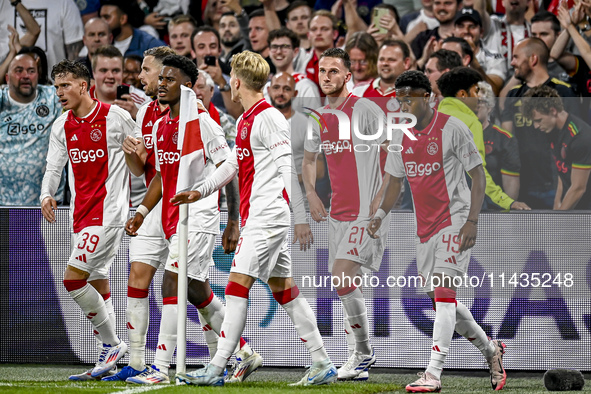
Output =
[{"x1": 116, "y1": 385, "x2": 169, "y2": 394}]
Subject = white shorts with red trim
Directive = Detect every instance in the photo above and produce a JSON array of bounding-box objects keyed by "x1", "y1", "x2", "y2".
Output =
[
  {"x1": 230, "y1": 225, "x2": 292, "y2": 283},
  {"x1": 416, "y1": 217, "x2": 471, "y2": 290},
  {"x1": 129, "y1": 200, "x2": 168, "y2": 268},
  {"x1": 329, "y1": 216, "x2": 388, "y2": 272},
  {"x1": 68, "y1": 226, "x2": 124, "y2": 281},
  {"x1": 165, "y1": 232, "x2": 216, "y2": 282}
]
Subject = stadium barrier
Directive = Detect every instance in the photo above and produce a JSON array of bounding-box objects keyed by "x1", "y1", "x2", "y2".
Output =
[{"x1": 1, "y1": 208, "x2": 590, "y2": 370}]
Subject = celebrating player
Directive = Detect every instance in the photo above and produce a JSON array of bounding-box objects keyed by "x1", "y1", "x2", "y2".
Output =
[
  {"x1": 102, "y1": 45, "x2": 175, "y2": 382},
  {"x1": 302, "y1": 48, "x2": 389, "y2": 381},
  {"x1": 40, "y1": 60, "x2": 134, "y2": 380},
  {"x1": 172, "y1": 50, "x2": 337, "y2": 387},
  {"x1": 367, "y1": 70, "x2": 506, "y2": 392},
  {"x1": 124, "y1": 55, "x2": 261, "y2": 384}
]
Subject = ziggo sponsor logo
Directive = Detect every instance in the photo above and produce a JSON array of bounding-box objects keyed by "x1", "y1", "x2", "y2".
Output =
[
  {"x1": 69, "y1": 148, "x2": 105, "y2": 164},
  {"x1": 158, "y1": 150, "x2": 181, "y2": 165},
  {"x1": 405, "y1": 161, "x2": 442, "y2": 177}
]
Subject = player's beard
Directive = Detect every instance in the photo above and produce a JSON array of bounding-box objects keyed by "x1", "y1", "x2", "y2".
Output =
[{"x1": 322, "y1": 81, "x2": 345, "y2": 97}]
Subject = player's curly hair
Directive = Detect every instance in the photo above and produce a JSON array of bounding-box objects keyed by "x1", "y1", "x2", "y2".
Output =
[
  {"x1": 51, "y1": 59, "x2": 91, "y2": 88},
  {"x1": 162, "y1": 54, "x2": 200, "y2": 86},
  {"x1": 522, "y1": 85, "x2": 564, "y2": 118},
  {"x1": 437, "y1": 67, "x2": 483, "y2": 98},
  {"x1": 320, "y1": 48, "x2": 351, "y2": 71},
  {"x1": 395, "y1": 70, "x2": 432, "y2": 94}
]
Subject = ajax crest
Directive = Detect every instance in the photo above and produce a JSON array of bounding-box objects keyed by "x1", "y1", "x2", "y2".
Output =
[
  {"x1": 427, "y1": 142, "x2": 438, "y2": 156},
  {"x1": 241, "y1": 126, "x2": 248, "y2": 140},
  {"x1": 90, "y1": 129, "x2": 102, "y2": 142}
]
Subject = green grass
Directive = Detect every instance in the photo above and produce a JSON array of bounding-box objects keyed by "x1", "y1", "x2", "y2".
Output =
[{"x1": 0, "y1": 365, "x2": 589, "y2": 393}]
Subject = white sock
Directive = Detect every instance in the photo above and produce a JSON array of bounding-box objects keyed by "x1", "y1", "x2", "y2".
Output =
[
  {"x1": 127, "y1": 287, "x2": 150, "y2": 370},
  {"x1": 426, "y1": 288, "x2": 457, "y2": 380},
  {"x1": 343, "y1": 310, "x2": 355, "y2": 357},
  {"x1": 455, "y1": 301, "x2": 495, "y2": 360},
  {"x1": 65, "y1": 280, "x2": 119, "y2": 346},
  {"x1": 210, "y1": 282, "x2": 249, "y2": 374},
  {"x1": 198, "y1": 309, "x2": 220, "y2": 359},
  {"x1": 103, "y1": 294, "x2": 116, "y2": 332},
  {"x1": 153, "y1": 298, "x2": 178, "y2": 374},
  {"x1": 337, "y1": 286, "x2": 371, "y2": 354},
  {"x1": 276, "y1": 288, "x2": 328, "y2": 363}
]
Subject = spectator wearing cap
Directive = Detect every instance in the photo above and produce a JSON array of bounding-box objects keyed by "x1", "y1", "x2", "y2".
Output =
[
  {"x1": 453, "y1": 7, "x2": 506, "y2": 94},
  {"x1": 100, "y1": 1, "x2": 166, "y2": 58}
]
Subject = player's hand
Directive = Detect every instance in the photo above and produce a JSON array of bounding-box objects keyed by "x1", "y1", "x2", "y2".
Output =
[
  {"x1": 123, "y1": 135, "x2": 142, "y2": 154},
  {"x1": 458, "y1": 221, "x2": 477, "y2": 252},
  {"x1": 307, "y1": 192, "x2": 328, "y2": 222},
  {"x1": 41, "y1": 196, "x2": 57, "y2": 223},
  {"x1": 510, "y1": 201, "x2": 531, "y2": 210},
  {"x1": 222, "y1": 219, "x2": 240, "y2": 253},
  {"x1": 294, "y1": 223, "x2": 314, "y2": 251},
  {"x1": 126, "y1": 213, "x2": 144, "y2": 236},
  {"x1": 114, "y1": 94, "x2": 138, "y2": 120},
  {"x1": 171, "y1": 190, "x2": 202, "y2": 205},
  {"x1": 367, "y1": 217, "x2": 382, "y2": 239}
]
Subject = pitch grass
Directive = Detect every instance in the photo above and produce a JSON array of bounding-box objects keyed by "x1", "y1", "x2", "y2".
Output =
[{"x1": 0, "y1": 365, "x2": 589, "y2": 393}]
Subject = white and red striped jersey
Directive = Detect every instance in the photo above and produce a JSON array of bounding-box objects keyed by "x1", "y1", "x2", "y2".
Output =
[
  {"x1": 304, "y1": 94, "x2": 386, "y2": 221},
  {"x1": 43, "y1": 101, "x2": 136, "y2": 232},
  {"x1": 234, "y1": 99, "x2": 292, "y2": 228},
  {"x1": 153, "y1": 109, "x2": 230, "y2": 239},
  {"x1": 385, "y1": 110, "x2": 482, "y2": 242},
  {"x1": 135, "y1": 100, "x2": 169, "y2": 187}
]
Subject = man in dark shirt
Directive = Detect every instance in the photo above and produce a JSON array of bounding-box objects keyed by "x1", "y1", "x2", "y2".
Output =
[
  {"x1": 501, "y1": 38, "x2": 577, "y2": 209},
  {"x1": 522, "y1": 85, "x2": 591, "y2": 210}
]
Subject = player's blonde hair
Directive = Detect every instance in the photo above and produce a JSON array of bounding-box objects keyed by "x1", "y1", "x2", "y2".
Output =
[{"x1": 230, "y1": 51, "x2": 270, "y2": 92}]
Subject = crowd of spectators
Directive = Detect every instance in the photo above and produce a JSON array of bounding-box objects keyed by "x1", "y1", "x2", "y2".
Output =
[{"x1": 2, "y1": 0, "x2": 591, "y2": 210}]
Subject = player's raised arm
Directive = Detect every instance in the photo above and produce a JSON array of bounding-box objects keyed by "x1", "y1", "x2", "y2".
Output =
[{"x1": 171, "y1": 146, "x2": 238, "y2": 205}]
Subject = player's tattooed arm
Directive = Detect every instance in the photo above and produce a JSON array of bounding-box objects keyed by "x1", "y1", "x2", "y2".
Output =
[
  {"x1": 459, "y1": 164, "x2": 485, "y2": 252},
  {"x1": 302, "y1": 149, "x2": 327, "y2": 222},
  {"x1": 222, "y1": 176, "x2": 240, "y2": 253},
  {"x1": 368, "y1": 175, "x2": 402, "y2": 238}
]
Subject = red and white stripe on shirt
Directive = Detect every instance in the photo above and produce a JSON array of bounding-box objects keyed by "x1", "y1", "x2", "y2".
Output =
[
  {"x1": 234, "y1": 99, "x2": 292, "y2": 228},
  {"x1": 47, "y1": 101, "x2": 136, "y2": 232},
  {"x1": 153, "y1": 109, "x2": 230, "y2": 239},
  {"x1": 135, "y1": 100, "x2": 169, "y2": 187},
  {"x1": 385, "y1": 110, "x2": 482, "y2": 242},
  {"x1": 304, "y1": 94, "x2": 386, "y2": 221}
]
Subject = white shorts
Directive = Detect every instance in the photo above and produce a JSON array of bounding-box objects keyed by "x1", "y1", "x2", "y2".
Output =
[
  {"x1": 129, "y1": 200, "x2": 168, "y2": 268},
  {"x1": 329, "y1": 216, "x2": 388, "y2": 272},
  {"x1": 231, "y1": 225, "x2": 292, "y2": 283},
  {"x1": 416, "y1": 219, "x2": 471, "y2": 290},
  {"x1": 165, "y1": 232, "x2": 216, "y2": 282},
  {"x1": 68, "y1": 226, "x2": 124, "y2": 281}
]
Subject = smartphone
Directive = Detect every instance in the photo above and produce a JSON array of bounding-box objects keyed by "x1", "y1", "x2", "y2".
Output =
[
  {"x1": 117, "y1": 84, "x2": 130, "y2": 100},
  {"x1": 204, "y1": 55, "x2": 217, "y2": 66},
  {"x1": 372, "y1": 8, "x2": 389, "y2": 34}
]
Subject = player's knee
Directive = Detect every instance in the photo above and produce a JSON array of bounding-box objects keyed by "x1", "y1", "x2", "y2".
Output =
[
  {"x1": 63, "y1": 279, "x2": 87, "y2": 292},
  {"x1": 225, "y1": 281, "x2": 250, "y2": 299},
  {"x1": 272, "y1": 285, "x2": 300, "y2": 305},
  {"x1": 434, "y1": 287, "x2": 457, "y2": 306}
]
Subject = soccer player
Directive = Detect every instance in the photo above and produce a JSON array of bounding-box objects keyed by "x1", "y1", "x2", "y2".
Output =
[
  {"x1": 101, "y1": 45, "x2": 175, "y2": 382},
  {"x1": 172, "y1": 50, "x2": 337, "y2": 387},
  {"x1": 124, "y1": 55, "x2": 261, "y2": 384},
  {"x1": 302, "y1": 48, "x2": 388, "y2": 381},
  {"x1": 40, "y1": 60, "x2": 134, "y2": 380},
  {"x1": 522, "y1": 86, "x2": 591, "y2": 210},
  {"x1": 367, "y1": 70, "x2": 507, "y2": 392}
]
